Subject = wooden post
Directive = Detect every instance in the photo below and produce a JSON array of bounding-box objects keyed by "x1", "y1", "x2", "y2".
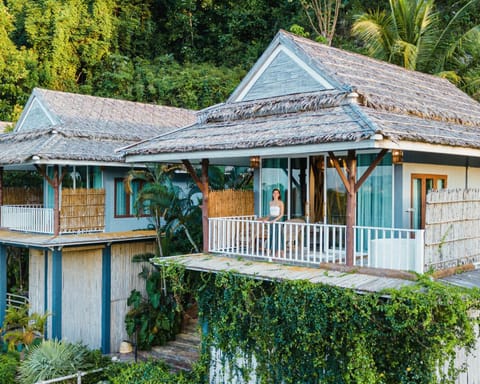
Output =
[
  {"x1": 0, "y1": 245, "x2": 6, "y2": 328},
  {"x1": 182, "y1": 159, "x2": 210, "y2": 252},
  {"x1": 329, "y1": 149, "x2": 388, "y2": 266},
  {"x1": 53, "y1": 166, "x2": 60, "y2": 236},
  {"x1": 0, "y1": 167, "x2": 3, "y2": 207},
  {"x1": 35, "y1": 165, "x2": 67, "y2": 236},
  {"x1": 345, "y1": 151, "x2": 356, "y2": 266},
  {"x1": 0, "y1": 167, "x2": 3, "y2": 228},
  {"x1": 201, "y1": 159, "x2": 209, "y2": 252}
]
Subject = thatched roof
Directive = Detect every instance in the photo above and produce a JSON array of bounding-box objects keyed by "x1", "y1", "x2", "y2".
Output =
[
  {"x1": 124, "y1": 30, "x2": 480, "y2": 159},
  {"x1": 0, "y1": 88, "x2": 196, "y2": 165}
]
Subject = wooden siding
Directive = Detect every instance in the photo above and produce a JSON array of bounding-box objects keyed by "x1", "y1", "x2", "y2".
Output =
[
  {"x1": 242, "y1": 50, "x2": 325, "y2": 101},
  {"x1": 110, "y1": 241, "x2": 156, "y2": 352},
  {"x1": 61, "y1": 247, "x2": 103, "y2": 348},
  {"x1": 4, "y1": 187, "x2": 42, "y2": 205},
  {"x1": 208, "y1": 190, "x2": 254, "y2": 218},
  {"x1": 425, "y1": 189, "x2": 480, "y2": 270},
  {"x1": 28, "y1": 249, "x2": 45, "y2": 318},
  {"x1": 60, "y1": 188, "x2": 105, "y2": 232}
]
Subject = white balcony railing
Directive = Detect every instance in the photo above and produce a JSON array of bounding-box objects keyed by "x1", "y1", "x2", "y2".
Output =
[
  {"x1": 209, "y1": 216, "x2": 425, "y2": 273},
  {"x1": 1, "y1": 205, "x2": 54, "y2": 234}
]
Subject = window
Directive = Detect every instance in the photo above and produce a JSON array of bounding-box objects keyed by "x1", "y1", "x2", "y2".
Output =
[
  {"x1": 115, "y1": 178, "x2": 148, "y2": 217},
  {"x1": 411, "y1": 174, "x2": 447, "y2": 229}
]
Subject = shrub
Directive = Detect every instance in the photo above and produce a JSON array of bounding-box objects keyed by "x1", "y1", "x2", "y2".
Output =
[
  {"x1": 0, "y1": 352, "x2": 19, "y2": 384},
  {"x1": 17, "y1": 340, "x2": 106, "y2": 384},
  {"x1": 105, "y1": 361, "x2": 182, "y2": 384}
]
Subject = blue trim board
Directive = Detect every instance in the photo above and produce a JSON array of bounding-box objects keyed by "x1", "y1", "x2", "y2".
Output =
[
  {"x1": 51, "y1": 248, "x2": 62, "y2": 340},
  {"x1": 44, "y1": 250, "x2": 49, "y2": 339},
  {"x1": 0, "y1": 245, "x2": 6, "y2": 327},
  {"x1": 101, "y1": 245, "x2": 112, "y2": 354}
]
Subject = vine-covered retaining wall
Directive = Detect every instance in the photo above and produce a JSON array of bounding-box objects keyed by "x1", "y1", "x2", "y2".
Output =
[{"x1": 162, "y1": 264, "x2": 480, "y2": 384}]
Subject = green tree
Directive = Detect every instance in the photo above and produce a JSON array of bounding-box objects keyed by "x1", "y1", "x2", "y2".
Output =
[
  {"x1": 351, "y1": 0, "x2": 480, "y2": 75},
  {"x1": 0, "y1": 2, "x2": 34, "y2": 121},
  {"x1": 297, "y1": 0, "x2": 342, "y2": 45}
]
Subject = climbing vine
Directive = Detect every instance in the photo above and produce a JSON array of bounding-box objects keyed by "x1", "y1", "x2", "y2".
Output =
[{"x1": 160, "y1": 262, "x2": 480, "y2": 384}]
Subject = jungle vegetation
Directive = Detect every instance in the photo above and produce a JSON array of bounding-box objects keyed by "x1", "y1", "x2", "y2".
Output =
[{"x1": 1, "y1": 0, "x2": 480, "y2": 124}]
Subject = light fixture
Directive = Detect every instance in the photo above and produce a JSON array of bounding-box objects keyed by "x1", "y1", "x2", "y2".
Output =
[
  {"x1": 250, "y1": 156, "x2": 260, "y2": 169},
  {"x1": 392, "y1": 149, "x2": 403, "y2": 164}
]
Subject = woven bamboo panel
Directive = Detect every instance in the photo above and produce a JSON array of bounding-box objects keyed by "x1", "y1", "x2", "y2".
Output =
[
  {"x1": 60, "y1": 188, "x2": 105, "y2": 232},
  {"x1": 4, "y1": 187, "x2": 42, "y2": 205},
  {"x1": 208, "y1": 190, "x2": 254, "y2": 218},
  {"x1": 425, "y1": 189, "x2": 480, "y2": 270}
]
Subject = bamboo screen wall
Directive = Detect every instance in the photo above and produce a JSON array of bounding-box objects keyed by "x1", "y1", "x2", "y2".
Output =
[
  {"x1": 425, "y1": 189, "x2": 480, "y2": 270},
  {"x1": 60, "y1": 188, "x2": 105, "y2": 233},
  {"x1": 208, "y1": 190, "x2": 254, "y2": 218},
  {"x1": 4, "y1": 187, "x2": 42, "y2": 205}
]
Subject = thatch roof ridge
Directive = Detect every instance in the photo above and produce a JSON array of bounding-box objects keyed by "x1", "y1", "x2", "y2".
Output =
[
  {"x1": 279, "y1": 30, "x2": 480, "y2": 127},
  {"x1": 33, "y1": 88, "x2": 196, "y2": 128},
  {"x1": 198, "y1": 90, "x2": 350, "y2": 123}
]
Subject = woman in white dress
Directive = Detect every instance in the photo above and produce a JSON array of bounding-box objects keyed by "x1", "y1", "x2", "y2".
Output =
[{"x1": 266, "y1": 188, "x2": 284, "y2": 256}]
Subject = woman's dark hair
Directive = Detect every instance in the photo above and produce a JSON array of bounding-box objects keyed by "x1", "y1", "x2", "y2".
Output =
[{"x1": 271, "y1": 188, "x2": 281, "y2": 200}]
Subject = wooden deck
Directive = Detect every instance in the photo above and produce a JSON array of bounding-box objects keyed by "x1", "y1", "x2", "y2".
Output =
[
  {"x1": 0, "y1": 229, "x2": 157, "y2": 247},
  {"x1": 151, "y1": 253, "x2": 417, "y2": 293}
]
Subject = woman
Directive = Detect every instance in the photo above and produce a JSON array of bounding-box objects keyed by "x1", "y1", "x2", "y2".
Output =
[{"x1": 264, "y1": 188, "x2": 284, "y2": 256}]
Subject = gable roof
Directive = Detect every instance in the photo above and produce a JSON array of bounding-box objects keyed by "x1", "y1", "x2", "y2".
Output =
[
  {"x1": 124, "y1": 30, "x2": 480, "y2": 164},
  {"x1": 0, "y1": 88, "x2": 196, "y2": 166}
]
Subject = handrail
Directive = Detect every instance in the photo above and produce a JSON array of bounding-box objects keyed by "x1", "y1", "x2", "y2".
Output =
[
  {"x1": 35, "y1": 368, "x2": 104, "y2": 384},
  {"x1": 209, "y1": 217, "x2": 425, "y2": 273},
  {"x1": 6, "y1": 292, "x2": 29, "y2": 309}
]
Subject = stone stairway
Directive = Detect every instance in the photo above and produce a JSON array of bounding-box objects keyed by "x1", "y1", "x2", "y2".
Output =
[{"x1": 138, "y1": 318, "x2": 201, "y2": 372}]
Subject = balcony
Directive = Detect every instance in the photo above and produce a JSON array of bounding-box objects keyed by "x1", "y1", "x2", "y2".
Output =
[
  {"x1": 0, "y1": 188, "x2": 106, "y2": 234},
  {"x1": 1, "y1": 205, "x2": 53, "y2": 233},
  {"x1": 209, "y1": 216, "x2": 425, "y2": 274}
]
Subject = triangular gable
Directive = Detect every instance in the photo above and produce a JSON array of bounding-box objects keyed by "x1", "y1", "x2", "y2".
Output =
[
  {"x1": 15, "y1": 91, "x2": 57, "y2": 132},
  {"x1": 230, "y1": 37, "x2": 336, "y2": 103}
]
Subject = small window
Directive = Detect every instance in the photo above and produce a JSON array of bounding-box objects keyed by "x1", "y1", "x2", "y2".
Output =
[{"x1": 115, "y1": 178, "x2": 148, "y2": 217}]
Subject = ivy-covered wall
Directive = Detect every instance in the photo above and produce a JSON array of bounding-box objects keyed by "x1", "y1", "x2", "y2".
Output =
[{"x1": 163, "y1": 263, "x2": 480, "y2": 384}]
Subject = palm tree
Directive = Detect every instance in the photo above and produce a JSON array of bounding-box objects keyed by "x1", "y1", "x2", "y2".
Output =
[
  {"x1": 126, "y1": 165, "x2": 200, "y2": 256},
  {"x1": 352, "y1": 0, "x2": 480, "y2": 75}
]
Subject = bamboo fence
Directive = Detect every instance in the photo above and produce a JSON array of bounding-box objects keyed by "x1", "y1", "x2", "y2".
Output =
[
  {"x1": 60, "y1": 188, "x2": 105, "y2": 232},
  {"x1": 425, "y1": 188, "x2": 480, "y2": 270},
  {"x1": 3, "y1": 187, "x2": 42, "y2": 205},
  {"x1": 208, "y1": 190, "x2": 254, "y2": 218}
]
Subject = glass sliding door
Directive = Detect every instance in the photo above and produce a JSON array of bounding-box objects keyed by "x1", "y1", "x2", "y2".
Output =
[
  {"x1": 290, "y1": 158, "x2": 308, "y2": 220},
  {"x1": 357, "y1": 153, "x2": 393, "y2": 228},
  {"x1": 261, "y1": 158, "x2": 288, "y2": 217}
]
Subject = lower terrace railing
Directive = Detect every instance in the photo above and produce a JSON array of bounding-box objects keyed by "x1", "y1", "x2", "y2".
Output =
[
  {"x1": 1, "y1": 205, "x2": 54, "y2": 234},
  {"x1": 6, "y1": 292, "x2": 29, "y2": 310},
  {"x1": 209, "y1": 216, "x2": 425, "y2": 273}
]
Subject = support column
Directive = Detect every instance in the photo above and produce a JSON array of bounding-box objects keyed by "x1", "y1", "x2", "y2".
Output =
[
  {"x1": 101, "y1": 245, "x2": 111, "y2": 354},
  {"x1": 51, "y1": 248, "x2": 62, "y2": 340},
  {"x1": 200, "y1": 159, "x2": 210, "y2": 252},
  {"x1": 0, "y1": 245, "x2": 6, "y2": 327},
  {"x1": 43, "y1": 250, "x2": 49, "y2": 339},
  {"x1": 0, "y1": 167, "x2": 3, "y2": 228},
  {"x1": 329, "y1": 149, "x2": 388, "y2": 267},
  {"x1": 35, "y1": 165, "x2": 65, "y2": 236},
  {"x1": 345, "y1": 151, "x2": 357, "y2": 266},
  {"x1": 182, "y1": 159, "x2": 210, "y2": 252},
  {"x1": 52, "y1": 166, "x2": 60, "y2": 236}
]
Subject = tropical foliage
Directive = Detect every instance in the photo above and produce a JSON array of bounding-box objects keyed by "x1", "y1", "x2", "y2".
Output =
[
  {"x1": 1, "y1": 0, "x2": 480, "y2": 123},
  {"x1": 351, "y1": 0, "x2": 480, "y2": 88},
  {"x1": 0, "y1": 306, "x2": 49, "y2": 352},
  {"x1": 158, "y1": 263, "x2": 480, "y2": 384},
  {"x1": 17, "y1": 340, "x2": 108, "y2": 384}
]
